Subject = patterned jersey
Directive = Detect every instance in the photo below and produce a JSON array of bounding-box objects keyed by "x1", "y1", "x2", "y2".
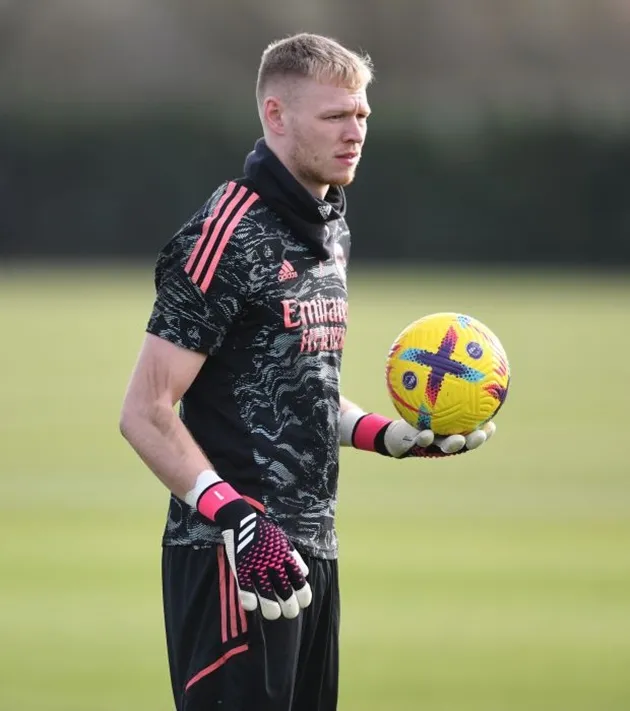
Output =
[{"x1": 147, "y1": 139, "x2": 350, "y2": 559}]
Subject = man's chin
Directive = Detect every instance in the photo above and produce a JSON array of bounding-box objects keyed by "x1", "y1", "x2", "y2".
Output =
[{"x1": 329, "y1": 169, "x2": 356, "y2": 187}]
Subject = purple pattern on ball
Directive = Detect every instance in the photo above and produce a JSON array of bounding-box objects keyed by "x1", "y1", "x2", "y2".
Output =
[{"x1": 400, "y1": 326, "x2": 485, "y2": 407}]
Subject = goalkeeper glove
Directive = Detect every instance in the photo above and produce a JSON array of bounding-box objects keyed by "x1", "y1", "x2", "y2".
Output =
[
  {"x1": 185, "y1": 471, "x2": 312, "y2": 621},
  {"x1": 340, "y1": 409, "x2": 496, "y2": 458}
]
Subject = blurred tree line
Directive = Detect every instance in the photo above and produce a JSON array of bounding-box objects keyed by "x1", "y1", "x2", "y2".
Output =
[{"x1": 1, "y1": 0, "x2": 629, "y2": 264}]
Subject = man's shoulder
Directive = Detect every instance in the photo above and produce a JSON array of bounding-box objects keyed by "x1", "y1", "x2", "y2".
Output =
[
  {"x1": 170, "y1": 179, "x2": 278, "y2": 247},
  {"x1": 153, "y1": 180, "x2": 279, "y2": 287}
]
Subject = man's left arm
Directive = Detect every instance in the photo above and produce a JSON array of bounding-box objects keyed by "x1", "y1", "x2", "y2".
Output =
[{"x1": 339, "y1": 394, "x2": 495, "y2": 458}]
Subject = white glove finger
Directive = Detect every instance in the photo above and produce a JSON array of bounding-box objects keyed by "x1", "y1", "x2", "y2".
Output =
[
  {"x1": 291, "y1": 548, "x2": 310, "y2": 578},
  {"x1": 286, "y1": 549, "x2": 312, "y2": 609},
  {"x1": 413, "y1": 429, "x2": 434, "y2": 448},
  {"x1": 295, "y1": 581, "x2": 313, "y2": 610},
  {"x1": 465, "y1": 429, "x2": 487, "y2": 450},
  {"x1": 257, "y1": 593, "x2": 282, "y2": 621},
  {"x1": 482, "y1": 421, "x2": 497, "y2": 440},
  {"x1": 276, "y1": 591, "x2": 300, "y2": 620},
  {"x1": 238, "y1": 589, "x2": 258, "y2": 613},
  {"x1": 384, "y1": 419, "x2": 427, "y2": 457},
  {"x1": 436, "y1": 434, "x2": 466, "y2": 454}
]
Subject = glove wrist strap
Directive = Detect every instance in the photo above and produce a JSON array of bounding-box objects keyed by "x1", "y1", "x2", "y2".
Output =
[
  {"x1": 342, "y1": 411, "x2": 393, "y2": 456},
  {"x1": 198, "y1": 482, "x2": 243, "y2": 522},
  {"x1": 184, "y1": 469, "x2": 243, "y2": 522}
]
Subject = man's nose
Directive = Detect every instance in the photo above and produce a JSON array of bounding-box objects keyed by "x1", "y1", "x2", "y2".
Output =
[{"x1": 343, "y1": 118, "x2": 364, "y2": 143}]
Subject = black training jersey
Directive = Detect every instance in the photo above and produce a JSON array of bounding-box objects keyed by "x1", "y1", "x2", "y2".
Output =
[{"x1": 147, "y1": 141, "x2": 350, "y2": 559}]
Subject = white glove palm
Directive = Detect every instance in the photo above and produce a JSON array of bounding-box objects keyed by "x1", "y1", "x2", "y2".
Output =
[{"x1": 383, "y1": 420, "x2": 497, "y2": 458}]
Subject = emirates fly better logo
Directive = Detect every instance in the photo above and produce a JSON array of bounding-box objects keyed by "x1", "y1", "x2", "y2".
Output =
[{"x1": 281, "y1": 295, "x2": 348, "y2": 352}]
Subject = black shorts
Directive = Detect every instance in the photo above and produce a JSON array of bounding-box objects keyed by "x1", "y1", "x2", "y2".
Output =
[{"x1": 162, "y1": 544, "x2": 339, "y2": 711}]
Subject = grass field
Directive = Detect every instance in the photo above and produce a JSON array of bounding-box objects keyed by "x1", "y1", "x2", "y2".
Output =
[{"x1": 1, "y1": 264, "x2": 629, "y2": 711}]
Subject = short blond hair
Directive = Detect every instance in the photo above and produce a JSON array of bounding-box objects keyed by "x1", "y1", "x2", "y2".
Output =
[{"x1": 256, "y1": 33, "x2": 373, "y2": 107}]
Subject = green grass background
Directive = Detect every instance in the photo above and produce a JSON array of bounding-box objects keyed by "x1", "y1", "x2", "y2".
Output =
[{"x1": 1, "y1": 265, "x2": 628, "y2": 711}]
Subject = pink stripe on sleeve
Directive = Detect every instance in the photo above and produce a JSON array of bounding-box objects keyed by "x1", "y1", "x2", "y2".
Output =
[
  {"x1": 199, "y1": 191, "x2": 259, "y2": 293},
  {"x1": 185, "y1": 181, "x2": 237, "y2": 275},
  {"x1": 192, "y1": 184, "x2": 246, "y2": 283}
]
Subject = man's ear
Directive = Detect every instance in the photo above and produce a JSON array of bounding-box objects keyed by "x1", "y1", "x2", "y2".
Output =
[{"x1": 263, "y1": 96, "x2": 287, "y2": 137}]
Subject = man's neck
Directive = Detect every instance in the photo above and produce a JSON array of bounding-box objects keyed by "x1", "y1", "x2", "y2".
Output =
[{"x1": 264, "y1": 141, "x2": 328, "y2": 200}]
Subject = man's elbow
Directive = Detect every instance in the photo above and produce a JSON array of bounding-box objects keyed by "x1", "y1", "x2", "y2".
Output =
[
  {"x1": 120, "y1": 396, "x2": 172, "y2": 443},
  {"x1": 119, "y1": 398, "x2": 144, "y2": 444},
  {"x1": 119, "y1": 404, "x2": 132, "y2": 443}
]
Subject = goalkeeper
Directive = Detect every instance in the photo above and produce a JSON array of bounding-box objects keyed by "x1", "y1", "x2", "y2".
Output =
[{"x1": 120, "y1": 32, "x2": 495, "y2": 711}]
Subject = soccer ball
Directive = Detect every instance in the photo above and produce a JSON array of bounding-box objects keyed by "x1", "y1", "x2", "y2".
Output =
[{"x1": 385, "y1": 313, "x2": 510, "y2": 436}]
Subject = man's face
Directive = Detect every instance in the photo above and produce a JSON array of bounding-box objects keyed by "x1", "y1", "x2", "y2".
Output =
[{"x1": 283, "y1": 78, "x2": 370, "y2": 196}]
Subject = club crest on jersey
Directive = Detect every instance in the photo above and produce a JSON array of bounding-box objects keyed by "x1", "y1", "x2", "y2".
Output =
[{"x1": 318, "y1": 203, "x2": 332, "y2": 219}]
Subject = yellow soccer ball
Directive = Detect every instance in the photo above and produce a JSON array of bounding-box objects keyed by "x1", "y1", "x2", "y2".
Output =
[{"x1": 385, "y1": 313, "x2": 510, "y2": 436}]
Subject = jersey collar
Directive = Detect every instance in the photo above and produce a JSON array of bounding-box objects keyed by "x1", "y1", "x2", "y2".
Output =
[{"x1": 243, "y1": 138, "x2": 346, "y2": 259}]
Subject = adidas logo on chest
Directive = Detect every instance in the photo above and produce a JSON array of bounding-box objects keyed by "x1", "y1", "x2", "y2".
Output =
[{"x1": 278, "y1": 260, "x2": 298, "y2": 282}]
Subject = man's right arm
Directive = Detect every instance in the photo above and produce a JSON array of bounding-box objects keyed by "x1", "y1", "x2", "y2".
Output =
[
  {"x1": 120, "y1": 331, "x2": 312, "y2": 620},
  {"x1": 119, "y1": 332, "x2": 211, "y2": 501}
]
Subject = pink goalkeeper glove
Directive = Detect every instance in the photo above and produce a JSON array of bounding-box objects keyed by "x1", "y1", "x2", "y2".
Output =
[{"x1": 185, "y1": 471, "x2": 312, "y2": 620}]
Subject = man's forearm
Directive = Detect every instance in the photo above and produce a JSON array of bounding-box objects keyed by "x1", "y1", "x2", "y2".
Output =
[
  {"x1": 339, "y1": 394, "x2": 376, "y2": 448},
  {"x1": 120, "y1": 402, "x2": 212, "y2": 501},
  {"x1": 339, "y1": 394, "x2": 364, "y2": 418}
]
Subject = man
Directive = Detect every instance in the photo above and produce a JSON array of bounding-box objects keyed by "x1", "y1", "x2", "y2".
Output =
[{"x1": 120, "y1": 32, "x2": 495, "y2": 711}]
